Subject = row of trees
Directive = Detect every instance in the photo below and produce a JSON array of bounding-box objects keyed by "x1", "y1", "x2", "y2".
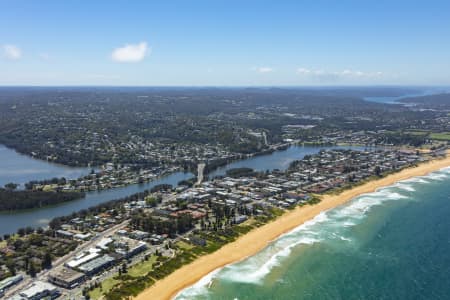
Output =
[
  {"x1": 0, "y1": 189, "x2": 84, "y2": 211},
  {"x1": 24, "y1": 177, "x2": 69, "y2": 190},
  {"x1": 130, "y1": 213, "x2": 194, "y2": 238},
  {"x1": 48, "y1": 189, "x2": 157, "y2": 230}
]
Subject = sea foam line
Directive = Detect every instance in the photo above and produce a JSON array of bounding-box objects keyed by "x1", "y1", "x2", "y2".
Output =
[
  {"x1": 175, "y1": 169, "x2": 449, "y2": 298},
  {"x1": 174, "y1": 268, "x2": 222, "y2": 299}
]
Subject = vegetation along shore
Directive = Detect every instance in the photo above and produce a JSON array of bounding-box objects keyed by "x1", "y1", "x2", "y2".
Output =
[{"x1": 134, "y1": 152, "x2": 450, "y2": 300}]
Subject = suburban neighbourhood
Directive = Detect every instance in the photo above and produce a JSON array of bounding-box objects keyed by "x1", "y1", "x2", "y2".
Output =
[{"x1": 1, "y1": 147, "x2": 442, "y2": 299}]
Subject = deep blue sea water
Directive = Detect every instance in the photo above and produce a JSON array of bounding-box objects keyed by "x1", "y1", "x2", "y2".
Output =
[{"x1": 176, "y1": 167, "x2": 450, "y2": 300}]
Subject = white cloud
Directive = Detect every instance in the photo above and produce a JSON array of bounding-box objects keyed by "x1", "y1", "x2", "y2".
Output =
[
  {"x1": 39, "y1": 53, "x2": 50, "y2": 60},
  {"x1": 296, "y1": 68, "x2": 312, "y2": 75},
  {"x1": 296, "y1": 67, "x2": 383, "y2": 81},
  {"x1": 2, "y1": 44, "x2": 22, "y2": 60},
  {"x1": 86, "y1": 73, "x2": 121, "y2": 80},
  {"x1": 257, "y1": 67, "x2": 273, "y2": 73},
  {"x1": 111, "y1": 42, "x2": 149, "y2": 63}
]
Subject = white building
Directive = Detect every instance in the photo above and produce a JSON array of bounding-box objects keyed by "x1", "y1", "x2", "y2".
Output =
[{"x1": 18, "y1": 281, "x2": 59, "y2": 300}]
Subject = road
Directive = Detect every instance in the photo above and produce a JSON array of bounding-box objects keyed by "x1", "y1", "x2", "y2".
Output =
[
  {"x1": 262, "y1": 131, "x2": 268, "y2": 146},
  {"x1": 3, "y1": 219, "x2": 130, "y2": 298},
  {"x1": 196, "y1": 163, "x2": 206, "y2": 186}
]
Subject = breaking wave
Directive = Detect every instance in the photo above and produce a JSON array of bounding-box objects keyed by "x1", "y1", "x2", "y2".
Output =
[
  {"x1": 175, "y1": 169, "x2": 449, "y2": 299},
  {"x1": 175, "y1": 268, "x2": 222, "y2": 299}
]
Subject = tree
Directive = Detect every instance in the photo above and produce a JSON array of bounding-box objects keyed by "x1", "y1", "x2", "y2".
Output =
[
  {"x1": 4, "y1": 182, "x2": 18, "y2": 190},
  {"x1": 42, "y1": 252, "x2": 52, "y2": 269},
  {"x1": 145, "y1": 196, "x2": 158, "y2": 207},
  {"x1": 25, "y1": 226, "x2": 34, "y2": 235},
  {"x1": 375, "y1": 166, "x2": 382, "y2": 177},
  {"x1": 121, "y1": 262, "x2": 127, "y2": 274},
  {"x1": 6, "y1": 261, "x2": 16, "y2": 276},
  {"x1": 17, "y1": 227, "x2": 25, "y2": 237},
  {"x1": 28, "y1": 263, "x2": 36, "y2": 277}
]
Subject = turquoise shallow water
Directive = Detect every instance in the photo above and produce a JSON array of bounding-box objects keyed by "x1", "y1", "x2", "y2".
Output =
[{"x1": 176, "y1": 167, "x2": 450, "y2": 300}]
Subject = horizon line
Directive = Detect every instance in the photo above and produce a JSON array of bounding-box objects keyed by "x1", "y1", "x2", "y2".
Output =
[{"x1": 0, "y1": 84, "x2": 448, "y2": 89}]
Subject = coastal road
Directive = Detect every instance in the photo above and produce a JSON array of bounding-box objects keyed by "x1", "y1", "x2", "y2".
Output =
[{"x1": 3, "y1": 219, "x2": 130, "y2": 298}]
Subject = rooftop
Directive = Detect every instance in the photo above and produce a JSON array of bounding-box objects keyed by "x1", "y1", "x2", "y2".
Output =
[
  {"x1": 49, "y1": 267, "x2": 84, "y2": 282},
  {"x1": 19, "y1": 281, "x2": 57, "y2": 298},
  {"x1": 66, "y1": 250, "x2": 100, "y2": 268},
  {"x1": 78, "y1": 255, "x2": 115, "y2": 273}
]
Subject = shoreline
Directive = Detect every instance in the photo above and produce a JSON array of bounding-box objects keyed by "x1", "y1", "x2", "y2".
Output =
[{"x1": 134, "y1": 154, "x2": 450, "y2": 300}]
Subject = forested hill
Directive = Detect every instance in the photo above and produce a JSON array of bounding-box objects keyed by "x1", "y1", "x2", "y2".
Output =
[{"x1": 399, "y1": 93, "x2": 450, "y2": 108}]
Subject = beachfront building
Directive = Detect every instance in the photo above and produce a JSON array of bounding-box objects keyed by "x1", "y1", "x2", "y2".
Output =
[
  {"x1": 66, "y1": 249, "x2": 101, "y2": 269},
  {"x1": 114, "y1": 237, "x2": 147, "y2": 258},
  {"x1": 78, "y1": 255, "x2": 116, "y2": 276},
  {"x1": 48, "y1": 267, "x2": 85, "y2": 289}
]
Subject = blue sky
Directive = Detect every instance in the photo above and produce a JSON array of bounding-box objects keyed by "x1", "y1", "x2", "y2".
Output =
[{"x1": 1, "y1": 0, "x2": 450, "y2": 86}]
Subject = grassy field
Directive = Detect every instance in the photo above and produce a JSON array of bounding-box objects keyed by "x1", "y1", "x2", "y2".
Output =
[
  {"x1": 127, "y1": 255, "x2": 157, "y2": 277},
  {"x1": 399, "y1": 130, "x2": 450, "y2": 141},
  {"x1": 430, "y1": 132, "x2": 450, "y2": 141},
  {"x1": 90, "y1": 254, "x2": 157, "y2": 299},
  {"x1": 405, "y1": 130, "x2": 429, "y2": 136},
  {"x1": 176, "y1": 240, "x2": 194, "y2": 251},
  {"x1": 90, "y1": 277, "x2": 120, "y2": 299}
]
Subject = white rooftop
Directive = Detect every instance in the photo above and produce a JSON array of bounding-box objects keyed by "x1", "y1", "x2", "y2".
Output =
[
  {"x1": 20, "y1": 281, "x2": 57, "y2": 298},
  {"x1": 96, "y1": 237, "x2": 113, "y2": 250},
  {"x1": 66, "y1": 250, "x2": 100, "y2": 268}
]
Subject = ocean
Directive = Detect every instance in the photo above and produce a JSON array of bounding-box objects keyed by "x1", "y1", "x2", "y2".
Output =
[{"x1": 176, "y1": 167, "x2": 450, "y2": 300}]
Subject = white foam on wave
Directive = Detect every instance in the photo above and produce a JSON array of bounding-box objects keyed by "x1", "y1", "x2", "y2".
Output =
[
  {"x1": 393, "y1": 182, "x2": 416, "y2": 192},
  {"x1": 340, "y1": 236, "x2": 352, "y2": 242},
  {"x1": 176, "y1": 172, "x2": 443, "y2": 298},
  {"x1": 403, "y1": 170, "x2": 450, "y2": 184},
  {"x1": 176, "y1": 211, "x2": 332, "y2": 299},
  {"x1": 174, "y1": 268, "x2": 222, "y2": 299},
  {"x1": 426, "y1": 172, "x2": 448, "y2": 181},
  {"x1": 372, "y1": 189, "x2": 408, "y2": 200},
  {"x1": 217, "y1": 213, "x2": 328, "y2": 284},
  {"x1": 342, "y1": 221, "x2": 356, "y2": 227},
  {"x1": 220, "y1": 235, "x2": 321, "y2": 284},
  {"x1": 333, "y1": 189, "x2": 407, "y2": 222},
  {"x1": 402, "y1": 177, "x2": 431, "y2": 184},
  {"x1": 216, "y1": 193, "x2": 394, "y2": 286},
  {"x1": 439, "y1": 166, "x2": 450, "y2": 174}
]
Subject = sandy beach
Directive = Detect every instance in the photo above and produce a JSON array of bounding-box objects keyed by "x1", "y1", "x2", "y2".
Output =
[{"x1": 135, "y1": 153, "x2": 450, "y2": 300}]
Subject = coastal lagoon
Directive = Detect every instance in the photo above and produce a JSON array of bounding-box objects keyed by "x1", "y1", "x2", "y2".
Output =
[
  {"x1": 0, "y1": 171, "x2": 194, "y2": 236},
  {"x1": 208, "y1": 145, "x2": 367, "y2": 178},
  {"x1": 0, "y1": 144, "x2": 365, "y2": 235},
  {"x1": 177, "y1": 167, "x2": 450, "y2": 300}
]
